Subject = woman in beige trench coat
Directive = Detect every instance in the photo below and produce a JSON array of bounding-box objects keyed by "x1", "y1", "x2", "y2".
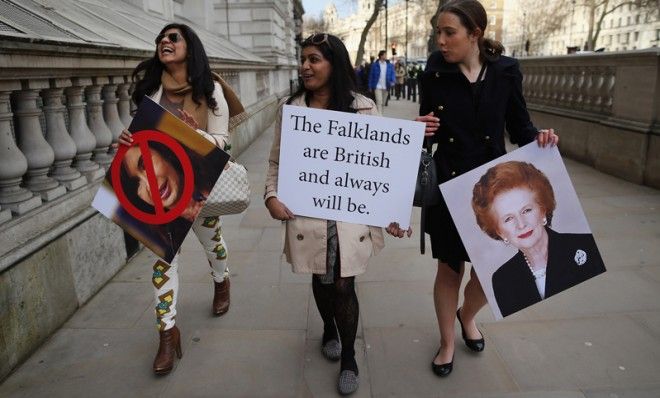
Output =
[{"x1": 265, "y1": 33, "x2": 409, "y2": 395}]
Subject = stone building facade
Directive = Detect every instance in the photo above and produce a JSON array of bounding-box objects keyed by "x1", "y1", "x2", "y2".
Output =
[
  {"x1": 502, "y1": 0, "x2": 660, "y2": 56},
  {"x1": 320, "y1": 0, "x2": 505, "y2": 65}
]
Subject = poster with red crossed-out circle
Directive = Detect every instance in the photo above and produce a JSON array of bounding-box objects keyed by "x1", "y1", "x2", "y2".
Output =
[{"x1": 92, "y1": 97, "x2": 230, "y2": 263}]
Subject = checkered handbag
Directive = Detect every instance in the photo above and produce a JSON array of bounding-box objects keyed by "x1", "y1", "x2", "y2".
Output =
[{"x1": 199, "y1": 161, "x2": 251, "y2": 216}]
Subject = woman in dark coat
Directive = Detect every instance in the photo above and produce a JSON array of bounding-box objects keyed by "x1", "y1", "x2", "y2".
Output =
[{"x1": 415, "y1": 0, "x2": 559, "y2": 377}]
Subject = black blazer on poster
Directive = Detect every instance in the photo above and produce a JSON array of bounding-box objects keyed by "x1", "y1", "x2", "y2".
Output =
[
  {"x1": 492, "y1": 228, "x2": 606, "y2": 317},
  {"x1": 420, "y1": 52, "x2": 539, "y2": 183}
]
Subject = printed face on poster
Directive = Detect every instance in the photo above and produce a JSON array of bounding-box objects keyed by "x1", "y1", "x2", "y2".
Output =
[
  {"x1": 92, "y1": 97, "x2": 229, "y2": 263},
  {"x1": 278, "y1": 105, "x2": 425, "y2": 228},
  {"x1": 440, "y1": 144, "x2": 606, "y2": 319}
]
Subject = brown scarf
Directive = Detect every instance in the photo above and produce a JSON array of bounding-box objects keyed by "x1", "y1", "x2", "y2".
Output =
[{"x1": 161, "y1": 71, "x2": 247, "y2": 132}]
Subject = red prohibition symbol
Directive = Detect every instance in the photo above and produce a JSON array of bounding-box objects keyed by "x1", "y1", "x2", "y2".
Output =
[{"x1": 111, "y1": 130, "x2": 195, "y2": 225}]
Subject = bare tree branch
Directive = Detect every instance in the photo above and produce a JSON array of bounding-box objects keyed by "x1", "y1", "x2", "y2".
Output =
[{"x1": 355, "y1": 0, "x2": 384, "y2": 65}]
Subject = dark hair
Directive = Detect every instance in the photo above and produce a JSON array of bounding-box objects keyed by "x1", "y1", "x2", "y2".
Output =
[
  {"x1": 472, "y1": 161, "x2": 556, "y2": 241},
  {"x1": 439, "y1": 0, "x2": 504, "y2": 62},
  {"x1": 288, "y1": 33, "x2": 357, "y2": 113},
  {"x1": 378, "y1": 50, "x2": 386, "y2": 58},
  {"x1": 131, "y1": 23, "x2": 217, "y2": 112}
]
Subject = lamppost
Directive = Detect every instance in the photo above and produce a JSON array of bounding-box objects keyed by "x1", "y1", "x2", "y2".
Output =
[
  {"x1": 569, "y1": 0, "x2": 576, "y2": 47},
  {"x1": 385, "y1": 0, "x2": 389, "y2": 53},
  {"x1": 522, "y1": 11, "x2": 527, "y2": 56},
  {"x1": 405, "y1": 0, "x2": 409, "y2": 64}
]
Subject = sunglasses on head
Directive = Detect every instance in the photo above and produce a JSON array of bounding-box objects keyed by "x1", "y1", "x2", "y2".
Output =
[
  {"x1": 303, "y1": 33, "x2": 330, "y2": 46},
  {"x1": 155, "y1": 32, "x2": 182, "y2": 45}
]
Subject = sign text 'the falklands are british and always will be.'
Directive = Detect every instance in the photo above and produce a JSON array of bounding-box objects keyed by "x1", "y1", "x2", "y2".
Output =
[{"x1": 277, "y1": 105, "x2": 425, "y2": 228}]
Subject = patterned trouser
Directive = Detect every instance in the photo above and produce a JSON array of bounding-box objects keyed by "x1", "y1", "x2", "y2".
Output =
[{"x1": 152, "y1": 215, "x2": 229, "y2": 331}]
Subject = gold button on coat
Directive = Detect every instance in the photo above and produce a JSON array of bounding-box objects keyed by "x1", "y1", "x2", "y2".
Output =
[
  {"x1": 451, "y1": 171, "x2": 456, "y2": 176},
  {"x1": 485, "y1": 135, "x2": 490, "y2": 140},
  {"x1": 296, "y1": 234, "x2": 304, "y2": 241},
  {"x1": 437, "y1": 105, "x2": 444, "y2": 111},
  {"x1": 449, "y1": 137, "x2": 454, "y2": 143}
]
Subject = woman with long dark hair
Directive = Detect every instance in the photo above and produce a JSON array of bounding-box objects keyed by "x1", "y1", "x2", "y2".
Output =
[
  {"x1": 264, "y1": 33, "x2": 408, "y2": 395},
  {"x1": 118, "y1": 23, "x2": 246, "y2": 375},
  {"x1": 415, "y1": 0, "x2": 558, "y2": 377}
]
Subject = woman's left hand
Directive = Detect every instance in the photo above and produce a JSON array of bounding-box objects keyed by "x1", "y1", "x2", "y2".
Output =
[
  {"x1": 536, "y1": 128, "x2": 559, "y2": 147},
  {"x1": 386, "y1": 222, "x2": 412, "y2": 238},
  {"x1": 178, "y1": 109, "x2": 199, "y2": 130}
]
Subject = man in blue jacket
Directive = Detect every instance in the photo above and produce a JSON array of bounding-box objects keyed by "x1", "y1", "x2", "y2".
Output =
[{"x1": 368, "y1": 50, "x2": 396, "y2": 115}]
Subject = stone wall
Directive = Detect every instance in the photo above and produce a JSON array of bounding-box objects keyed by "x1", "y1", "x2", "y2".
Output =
[{"x1": 519, "y1": 49, "x2": 660, "y2": 188}]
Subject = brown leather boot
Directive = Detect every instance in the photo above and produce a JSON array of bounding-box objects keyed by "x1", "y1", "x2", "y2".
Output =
[
  {"x1": 213, "y1": 278, "x2": 230, "y2": 316},
  {"x1": 153, "y1": 325, "x2": 182, "y2": 375}
]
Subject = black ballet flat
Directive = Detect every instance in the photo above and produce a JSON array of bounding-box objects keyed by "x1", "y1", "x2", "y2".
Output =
[
  {"x1": 457, "y1": 308, "x2": 485, "y2": 352},
  {"x1": 431, "y1": 349, "x2": 453, "y2": 377}
]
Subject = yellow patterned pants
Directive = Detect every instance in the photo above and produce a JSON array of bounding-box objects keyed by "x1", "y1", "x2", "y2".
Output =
[{"x1": 152, "y1": 215, "x2": 228, "y2": 331}]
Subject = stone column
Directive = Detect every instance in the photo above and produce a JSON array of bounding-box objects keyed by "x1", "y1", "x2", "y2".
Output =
[
  {"x1": 66, "y1": 78, "x2": 104, "y2": 182},
  {"x1": 117, "y1": 78, "x2": 133, "y2": 128},
  {"x1": 0, "y1": 82, "x2": 40, "y2": 218},
  {"x1": 85, "y1": 77, "x2": 113, "y2": 169},
  {"x1": 102, "y1": 77, "x2": 125, "y2": 155},
  {"x1": 41, "y1": 80, "x2": 87, "y2": 191},
  {"x1": 12, "y1": 80, "x2": 65, "y2": 201}
]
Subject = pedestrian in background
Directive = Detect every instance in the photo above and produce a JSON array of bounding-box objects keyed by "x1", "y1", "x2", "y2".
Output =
[
  {"x1": 415, "y1": 0, "x2": 558, "y2": 378},
  {"x1": 368, "y1": 50, "x2": 395, "y2": 114},
  {"x1": 395, "y1": 60, "x2": 406, "y2": 99},
  {"x1": 118, "y1": 22, "x2": 246, "y2": 375}
]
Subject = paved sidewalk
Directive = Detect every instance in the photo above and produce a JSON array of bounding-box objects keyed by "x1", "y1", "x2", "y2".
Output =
[{"x1": 2, "y1": 98, "x2": 660, "y2": 397}]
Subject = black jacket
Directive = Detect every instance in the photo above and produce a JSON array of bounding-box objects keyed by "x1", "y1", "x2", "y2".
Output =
[
  {"x1": 420, "y1": 52, "x2": 539, "y2": 182},
  {"x1": 492, "y1": 228, "x2": 606, "y2": 317}
]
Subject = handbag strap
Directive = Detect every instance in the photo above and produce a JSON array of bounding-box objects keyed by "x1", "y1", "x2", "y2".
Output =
[{"x1": 419, "y1": 138, "x2": 434, "y2": 255}]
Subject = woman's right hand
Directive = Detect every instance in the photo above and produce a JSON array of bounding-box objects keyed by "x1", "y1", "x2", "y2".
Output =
[
  {"x1": 118, "y1": 129, "x2": 133, "y2": 146},
  {"x1": 415, "y1": 111, "x2": 440, "y2": 137},
  {"x1": 265, "y1": 197, "x2": 295, "y2": 221}
]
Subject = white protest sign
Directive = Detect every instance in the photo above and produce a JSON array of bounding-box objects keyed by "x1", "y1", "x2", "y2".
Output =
[{"x1": 278, "y1": 105, "x2": 425, "y2": 228}]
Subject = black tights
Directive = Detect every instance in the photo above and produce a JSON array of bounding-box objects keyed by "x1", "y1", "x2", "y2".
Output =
[{"x1": 312, "y1": 274, "x2": 359, "y2": 373}]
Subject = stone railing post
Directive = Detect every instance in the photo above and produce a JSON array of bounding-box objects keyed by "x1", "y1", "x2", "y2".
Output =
[
  {"x1": 41, "y1": 80, "x2": 87, "y2": 191},
  {"x1": 85, "y1": 77, "x2": 113, "y2": 169},
  {"x1": 117, "y1": 78, "x2": 133, "y2": 127},
  {"x1": 0, "y1": 83, "x2": 40, "y2": 218},
  {"x1": 12, "y1": 81, "x2": 66, "y2": 201},
  {"x1": 102, "y1": 77, "x2": 125, "y2": 153},
  {"x1": 65, "y1": 78, "x2": 104, "y2": 182}
]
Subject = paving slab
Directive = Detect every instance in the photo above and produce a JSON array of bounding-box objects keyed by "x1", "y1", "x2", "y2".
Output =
[
  {"x1": 161, "y1": 329, "x2": 306, "y2": 398},
  {"x1": 584, "y1": 385, "x2": 660, "y2": 398},
  {"x1": 487, "y1": 315, "x2": 660, "y2": 390},
  {"x1": 357, "y1": 280, "x2": 437, "y2": 329},
  {"x1": 0, "y1": 328, "x2": 168, "y2": 398},
  {"x1": 364, "y1": 326, "x2": 518, "y2": 397},
  {"x1": 64, "y1": 281, "x2": 153, "y2": 329}
]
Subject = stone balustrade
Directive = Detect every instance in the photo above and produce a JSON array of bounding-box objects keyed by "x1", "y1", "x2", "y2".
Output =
[
  {"x1": 0, "y1": 68, "x2": 283, "y2": 227},
  {"x1": 518, "y1": 49, "x2": 660, "y2": 188}
]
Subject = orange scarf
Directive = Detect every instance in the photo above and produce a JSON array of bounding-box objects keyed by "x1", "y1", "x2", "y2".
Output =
[{"x1": 161, "y1": 70, "x2": 209, "y2": 131}]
